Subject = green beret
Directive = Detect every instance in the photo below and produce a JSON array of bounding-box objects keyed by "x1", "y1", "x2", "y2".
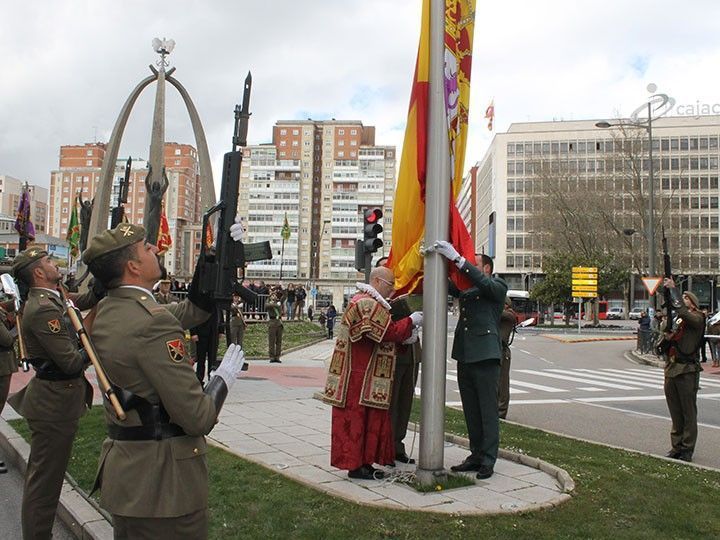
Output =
[
  {"x1": 82, "y1": 223, "x2": 146, "y2": 264},
  {"x1": 12, "y1": 248, "x2": 48, "y2": 276}
]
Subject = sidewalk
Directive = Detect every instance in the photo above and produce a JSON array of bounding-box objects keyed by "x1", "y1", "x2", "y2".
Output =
[{"x1": 211, "y1": 340, "x2": 573, "y2": 514}]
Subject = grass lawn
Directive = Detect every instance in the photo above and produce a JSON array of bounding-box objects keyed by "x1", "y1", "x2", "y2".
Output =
[
  {"x1": 221, "y1": 320, "x2": 326, "y2": 358},
  {"x1": 9, "y1": 402, "x2": 720, "y2": 539}
]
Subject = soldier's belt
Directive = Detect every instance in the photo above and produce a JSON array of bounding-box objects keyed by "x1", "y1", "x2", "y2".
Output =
[
  {"x1": 36, "y1": 371, "x2": 83, "y2": 381},
  {"x1": 107, "y1": 422, "x2": 186, "y2": 441}
]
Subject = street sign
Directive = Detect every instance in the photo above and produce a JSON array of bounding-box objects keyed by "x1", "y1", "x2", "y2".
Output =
[
  {"x1": 641, "y1": 277, "x2": 662, "y2": 296},
  {"x1": 572, "y1": 285, "x2": 598, "y2": 292},
  {"x1": 572, "y1": 266, "x2": 597, "y2": 273},
  {"x1": 571, "y1": 272, "x2": 597, "y2": 280},
  {"x1": 572, "y1": 279, "x2": 597, "y2": 286},
  {"x1": 573, "y1": 291, "x2": 598, "y2": 298}
]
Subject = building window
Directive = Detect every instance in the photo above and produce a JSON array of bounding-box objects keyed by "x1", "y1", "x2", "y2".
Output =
[
  {"x1": 293, "y1": 129, "x2": 299, "y2": 135},
  {"x1": 292, "y1": 141, "x2": 299, "y2": 146},
  {"x1": 280, "y1": 129, "x2": 287, "y2": 135},
  {"x1": 338, "y1": 151, "x2": 344, "y2": 157},
  {"x1": 86, "y1": 150, "x2": 93, "y2": 156},
  {"x1": 175, "y1": 160, "x2": 181, "y2": 165},
  {"x1": 174, "y1": 149, "x2": 181, "y2": 155},
  {"x1": 338, "y1": 129, "x2": 345, "y2": 135},
  {"x1": 338, "y1": 140, "x2": 345, "y2": 146},
  {"x1": 86, "y1": 160, "x2": 93, "y2": 166}
]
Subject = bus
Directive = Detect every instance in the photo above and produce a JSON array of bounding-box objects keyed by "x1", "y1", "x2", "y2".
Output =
[{"x1": 507, "y1": 290, "x2": 540, "y2": 325}]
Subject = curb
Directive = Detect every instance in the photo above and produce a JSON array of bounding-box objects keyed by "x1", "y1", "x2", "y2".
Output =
[
  {"x1": 0, "y1": 416, "x2": 113, "y2": 539},
  {"x1": 247, "y1": 334, "x2": 328, "y2": 361},
  {"x1": 625, "y1": 349, "x2": 665, "y2": 368},
  {"x1": 544, "y1": 335, "x2": 635, "y2": 343}
]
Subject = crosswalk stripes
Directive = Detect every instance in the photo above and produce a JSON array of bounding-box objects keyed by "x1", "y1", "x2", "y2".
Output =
[{"x1": 514, "y1": 369, "x2": 640, "y2": 390}]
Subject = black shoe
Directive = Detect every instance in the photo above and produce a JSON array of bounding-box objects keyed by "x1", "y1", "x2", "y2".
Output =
[
  {"x1": 269, "y1": 359, "x2": 282, "y2": 363},
  {"x1": 0, "y1": 461, "x2": 7, "y2": 474},
  {"x1": 678, "y1": 452, "x2": 693, "y2": 462},
  {"x1": 665, "y1": 450, "x2": 681, "y2": 459},
  {"x1": 395, "y1": 453, "x2": 415, "y2": 464},
  {"x1": 450, "y1": 460, "x2": 482, "y2": 473},
  {"x1": 476, "y1": 465, "x2": 494, "y2": 480},
  {"x1": 348, "y1": 465, "x2": 383, "y2": 480}
]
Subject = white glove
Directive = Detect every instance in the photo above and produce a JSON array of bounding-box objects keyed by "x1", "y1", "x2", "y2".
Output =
[
  {"x1": 402, "y1": 327, "x2": 419, "y2": 344},
  {"x1": 230, "y1": 215, "x2": 245, "y2": 242},
  {"x1": 213, "y1": 343, "x2": 245, "y2": 390},
  {"x1": 409, "y1": 311, "x2": 423, "y2": 327},
  {"x1": 428, "y1": 240, "x2": 465, "y2": 268}
]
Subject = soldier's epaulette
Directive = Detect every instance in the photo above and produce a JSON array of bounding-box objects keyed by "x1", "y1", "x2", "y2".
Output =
[
  {"x1": 135, "y1": 294, "x2": 168, "y2": 316},
  {"x1": 36, "y1": 293, "x2": 53, "y2": 306}
]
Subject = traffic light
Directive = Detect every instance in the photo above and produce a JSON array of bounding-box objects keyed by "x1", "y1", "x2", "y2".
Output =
[{"x1": 363, "y1": 208, "x2": 383, "y2": 253}]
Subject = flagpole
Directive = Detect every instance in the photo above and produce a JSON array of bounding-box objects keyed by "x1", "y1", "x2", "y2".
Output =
[
  {"x1": 417, "y1": 0, "x2": 451, "y2": 484},
  {"x1": 279, "y1": 237, "x2": 285, "y2": 280}
]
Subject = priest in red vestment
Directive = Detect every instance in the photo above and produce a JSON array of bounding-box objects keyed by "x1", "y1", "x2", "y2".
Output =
[{"x1": 323, "y1": 266, "x2": 423, "y2": 480}]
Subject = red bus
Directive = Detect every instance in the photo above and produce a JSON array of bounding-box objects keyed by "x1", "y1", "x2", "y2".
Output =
[{"x1": 507, "y1": 290, "x2": 540, "y2": 325}]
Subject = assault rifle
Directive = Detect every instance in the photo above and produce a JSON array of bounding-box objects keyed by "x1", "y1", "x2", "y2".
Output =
[
  {"x1": 662, "y1": 226, "x2": 674, "y2": 328},
  {"x1": 195, "y1": 72, "x2": 270, "y2": 369},
  {"x1": 111, "y1": 156, "x2": 131, "y2": 228}
]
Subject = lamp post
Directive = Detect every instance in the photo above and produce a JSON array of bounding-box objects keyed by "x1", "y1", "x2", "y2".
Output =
[
  {"x1": 597, "y1": 100, "x2": 659, "y2": 308},
  {"x1": 623, "y1": 228, "x2": 638, "y2": 316}
]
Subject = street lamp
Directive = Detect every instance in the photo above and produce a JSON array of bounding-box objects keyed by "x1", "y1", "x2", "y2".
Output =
[
  {"x1": 597, "y1": 97, "x2": 660, "y2": 307},
  {"x1": 623, "y1": 228, "x2": 638, "y2": 315}
]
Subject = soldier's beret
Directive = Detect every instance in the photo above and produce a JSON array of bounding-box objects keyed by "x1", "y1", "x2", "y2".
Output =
[
  {"x1": 82, "y1": 223, "x2": 146, "y2": 264},
  {"x1": 683, "y1": 291, "x2": 700, "y2": 309},
  {"x1": 12, "y1": 248, "x2": 48, "y2": 276}
]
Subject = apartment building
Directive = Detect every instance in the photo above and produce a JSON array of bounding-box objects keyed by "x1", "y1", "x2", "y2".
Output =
[
  {"x1": 238, "y1": 120, "x2": 396, "y2": 281},
  {"x1": 49, "y1": 142, "x2": 204, "y2": 277},
  {"x1": 0, "y1": 174, "x2": 48, "y2": 234},
  {"x1": 465, "y1": 115, "x2": 720, "y2": 297}
]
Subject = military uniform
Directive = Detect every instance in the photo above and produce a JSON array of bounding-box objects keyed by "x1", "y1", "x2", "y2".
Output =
[
  {"x1": 0, "y1": 306, "x2": 17, "y2": 417},
  {"x1": 7, "y1": 249, "x2": 97, "y2": 539},
  {"x1": 498, "y1": 301, "x2": 517, "y2": 419},
  {"x1": 664, "y1": 290, "x2": 705, "y2": 461},
  {"x1": 267, "y1": 302, "x2": 283, "y2": 362},
  {"x1": 83, "y1": 224, "x2": 219, "y2": 539},
  {"x1": 154, "y1": 292, "x2": 179, "y2": 305},
  {"x1": 450, "y1": 261, "x2": 508, "y2": 470},
  {"x1": 229, "y1": 302, "x2": 246, "y2": 346},
  {"x1": 389, "y1": 297, "x2": 420, "y2": 460}
]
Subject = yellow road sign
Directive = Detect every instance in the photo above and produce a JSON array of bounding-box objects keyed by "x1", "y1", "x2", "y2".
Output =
[
  {"x1": 572, "y1": 285, "x2": 598, "y2": 292},
  {"x1": 572, "y1": 266, "x2": 598, "y2": 273},
  {"x1": 572, "y1": 273, "x2": 597, "y2": 280},
  {"x1": 572, "y1": 279, "x2": 597, "y2": 286},
  {"x1": 573, "y1": 291, "x2": 598, "y2": 298}
]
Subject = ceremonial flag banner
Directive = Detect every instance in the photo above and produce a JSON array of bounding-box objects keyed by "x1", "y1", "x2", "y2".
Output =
[
  {"x1": 485, "y1": 100, "x2": 495, "y2": 131},
  {"x1": 387, "y1": 0, "x2": 477, "y2": 293},
  {"x1": 14, "y1": 185, "x2": 36, "y2": 243},
  {"x1": 204, "y1": 220, "x2": 214, "y2": 249},
  {"x1": 66, "y1": 201, "x2": 80, "y2": 259},
  {"x1": 157, "y1": 205, "x2": 172, "y2": 255},
  {"x1": 281, "y1": 213, "x2": 291, "y2": 241}
]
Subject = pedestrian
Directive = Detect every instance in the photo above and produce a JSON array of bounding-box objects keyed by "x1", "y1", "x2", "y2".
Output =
[
  {"x1": 326, "y1": 305, "x2": 337, "y2": 339},
  {"x1": 428, "y1": 241, "x2": 507, "y2": 480},
  {"x1": 286, "y1": 283, "x2": 296, "y2": 321},
  {"x1": 638, "y1": 311, "x2": 651, "y2": 353},
  {"x1": 323, "y1": 266, "x2": 422, "y2": 479},
  {"x1": 498, "y1": 297, "x2": 517, "y2": 420},
  {"x1": 707, "y1": 313, "x2": 720, "y2": 367},
  {"x1": 267, "y1": 301, "x2": 283, "y2": 363},
  {"x1": 294, "y1": 285, "x2": 306, "y2": 320},
  {"x1": 0, "y1": 301, "x2": 18, "y2": 474},
  {"x1": 661, "y1": 279, "x2": 705, "y2": 462},
  {"x1": 83, "y1": 222, "x2": 246, "y2": 539},
  {"x1": 7, "y1": 248, "x2": 101, "y2": 538},
  {"x1": 307, "y1": 305, "x2": 314, "y2": 322}
]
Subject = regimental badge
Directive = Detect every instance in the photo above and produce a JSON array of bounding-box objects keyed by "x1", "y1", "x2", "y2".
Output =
[
  {"x1": 166, "y1": 338, "x2": 187, "y2": 363},
  {"x1": 47, "y1": 319, "x2": 61, "y2": 334}
]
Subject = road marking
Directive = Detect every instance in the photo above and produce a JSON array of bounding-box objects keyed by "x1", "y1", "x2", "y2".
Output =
[
  {"x1": 577, "y1": 387, "x2": 605, "y2": 392},
  {"x1": 515, "y1": 369, "x2": 640, "y2": 390},
  {"x1": 624, "y1": 368, "x2": 720, "y2": 388},
  {"x1": 509, "y1": 398, "x2": 569, "y2": 405},
  {"x1": 568, "y1": 369, "x2": 663, "y2": 389},
  {"x1": 508, "y1": 379, "x2": 567, "y2": 393},
  {"x1": 510, "y1": 346, "x2": 554, "y2": 365}
]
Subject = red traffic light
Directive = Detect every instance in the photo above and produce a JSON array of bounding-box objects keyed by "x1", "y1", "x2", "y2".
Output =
[{"x1": 364, "y1": 208, "x2": 383, "y2": 224}]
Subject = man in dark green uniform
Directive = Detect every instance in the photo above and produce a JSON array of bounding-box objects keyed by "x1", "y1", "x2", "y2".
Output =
[
  {"x1": 154, "y1": 279, "x2": 178, "y2": 304},
  {"x1": 0, "y1": 301, "x2": 18, "y2": 474},
  {"x1": 84, "y1": 223, "x2": 246, "y2": 539},
  {"x1": 662, "y1": 279, "x2": 705, "y2": 462},
  {"x1": 429, "y1": 241, "x2": 507, "y2": 479},
  {"x1": 8, "y1": 248, "x2": 100, "y2": 538},
  {"x1": 498, "y1": 298, "x2": 517, "y2": 419},
  {"x1": 267, "y1": 301, "x2": 283, "y2": 363}
]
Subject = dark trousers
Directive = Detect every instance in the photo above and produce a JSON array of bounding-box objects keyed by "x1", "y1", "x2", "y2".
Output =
[
  {"x1": 0, "y1": 373, "x2": 11, "y2": 415},
  {"x1": 268, "y1": 319, "x2": 283, "y2": 361},
  {"x1": 23, "y1": 418, "x2": 79, "y2": 540},
  {"x1": 229, "y1": 324, "x2": 245, "y2": 346},
  {"x1": 664, "y1": 371, "x2": 700, "y2": 455},
  {"x1": 457, "y1": 359, "x2": 501, "y2": 468},
  {"x1": 113, "y1": 508, "x2": 208, "y2": 540},
  {"x1": 498, "y1": 346, "x2": 511, "y2": 419},
  {"x1": 390, "y1": 360, "x2": 419, "y2": 456},
  {"x1": 194, "y1": 336, "x2": 212, "y2": 382}
]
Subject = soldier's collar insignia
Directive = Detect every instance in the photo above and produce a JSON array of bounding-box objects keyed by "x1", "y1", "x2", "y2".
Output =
[
  {"x1": 47, "y1": 319, "x2": 61, "y2": 334},
  {"x1": 166, "y1": 338, "x2": 186, "y2": 363}
]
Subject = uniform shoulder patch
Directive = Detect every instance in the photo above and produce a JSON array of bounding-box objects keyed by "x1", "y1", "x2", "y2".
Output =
[
  {"x1": 47, "y1": 319, "x2": 61, "y2": 334},
  {"x1": 166, "y1": 338, "x2": 187, "y2": 363}
]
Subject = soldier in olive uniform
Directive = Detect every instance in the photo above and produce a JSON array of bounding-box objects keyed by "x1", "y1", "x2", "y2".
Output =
[
  {"x1": 229, "y1": 292, "x2": 246, "y2": 346},
  {"x1": 0, "y1": 302, "x2": 18, "y2": 474},
  {"x1": 8, "y1": 248, "x2": 100, "y2": 539},
  {"x1": 83, "y1": 223, "x2": 246, "y2": 539},
  {"x1": 267, "y1": 301, "x2": 283, "y2": 363},
  {"x1": 498, "y1": 298, "x2": 517, "y2": 419},
  {"x1": 662, "y1": 279, "x2": 705, "y2": 462},
  {"x1": 429, "y1": 241, "x2": 508, "y2": 480},
  {"x1": 154, "y1": 279, "x2": 178, "y2": 305}
]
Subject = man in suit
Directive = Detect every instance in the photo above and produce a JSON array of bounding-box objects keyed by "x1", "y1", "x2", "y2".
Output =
[
  {"x1": 8, "y1": 248, "x2": 100, "y2": 538},
  {"x1": 83, "y1": 222, "x2": 246, "y2": 539},
  {"x1": 428, "y1": 241, "x2": 508, "y2": 479}
]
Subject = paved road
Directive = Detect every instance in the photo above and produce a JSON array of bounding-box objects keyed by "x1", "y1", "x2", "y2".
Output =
[
  {"x1": 424, "y1": 326, "x2": 720, "y2": 469},
  {"x1": 0, "y1": 448, "x2": 75, "y2": 539}
]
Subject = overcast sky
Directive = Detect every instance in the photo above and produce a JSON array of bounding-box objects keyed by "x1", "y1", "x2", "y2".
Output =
[{"x1": 2, "y1": 0, "x2": 720, "y2": 192}]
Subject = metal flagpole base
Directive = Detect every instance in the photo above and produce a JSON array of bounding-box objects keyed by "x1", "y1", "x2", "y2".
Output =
[{"x1": 415, "y1": 467, "x2": 448, "y2": 487}]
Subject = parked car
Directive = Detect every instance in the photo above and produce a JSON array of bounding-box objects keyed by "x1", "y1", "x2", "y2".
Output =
[
  {"x1": 629, "y1": 307, "x2": 644, "y2": 320},
  {"x1": 606, "y1": 307, "x2": 624, "y2": 320}
]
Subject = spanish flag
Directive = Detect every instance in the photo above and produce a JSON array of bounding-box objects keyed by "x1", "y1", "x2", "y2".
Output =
[
  {"x1": 157, "y1": 204, "x2": 172, "y2": 255},
  {"x1": 387, "y1": 0, "x2": 477, "y2": 293}
]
